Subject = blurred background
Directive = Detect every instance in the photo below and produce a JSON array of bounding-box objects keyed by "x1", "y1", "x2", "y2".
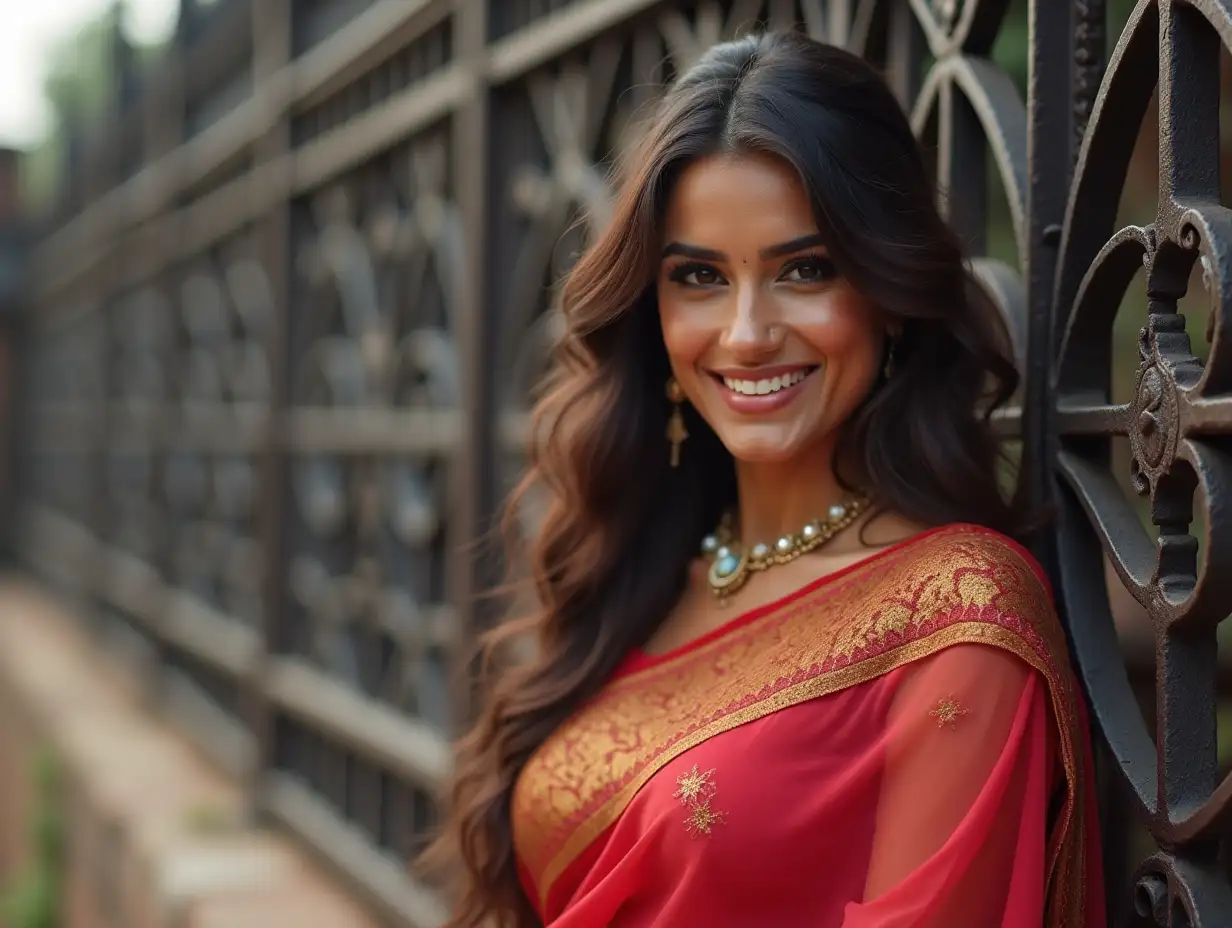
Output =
[{"x1": 0, "y1": 1, "x2": 1225, "y2": 926}]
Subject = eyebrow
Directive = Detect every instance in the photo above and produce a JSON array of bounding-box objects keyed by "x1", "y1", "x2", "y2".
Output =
[{"x1": 661, "y1": 233, "x2": 827, "y2": 262}]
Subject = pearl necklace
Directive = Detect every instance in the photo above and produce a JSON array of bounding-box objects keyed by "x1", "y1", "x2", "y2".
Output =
[{"x1": 701, "y1": 494, "x2": 871, "y2": 602}]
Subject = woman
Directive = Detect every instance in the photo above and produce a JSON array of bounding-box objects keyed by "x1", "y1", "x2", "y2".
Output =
[{"x1": 441, "y1": 30, "x2": 1105, "y2": 927}]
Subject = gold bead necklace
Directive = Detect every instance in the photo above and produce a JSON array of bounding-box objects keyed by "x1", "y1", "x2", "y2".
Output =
[{"x1": 701, "y1": 493, "x2": 871, "y2": 602}]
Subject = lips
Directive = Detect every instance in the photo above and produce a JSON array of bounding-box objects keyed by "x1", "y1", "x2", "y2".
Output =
[{"x1": 708, "y1": 364, "x2": 821, "y2": 414}]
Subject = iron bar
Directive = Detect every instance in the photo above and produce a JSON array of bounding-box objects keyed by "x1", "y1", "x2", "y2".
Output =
[
  {"x1": 264, "y1": 656, "x2": 451, "y2": 791},
  {"x1": 262, "y1": 772, "x2": 447, "y2": 928}
]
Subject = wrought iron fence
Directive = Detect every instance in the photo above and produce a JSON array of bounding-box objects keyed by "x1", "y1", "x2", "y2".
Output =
[{"x1": 13, "y1": 0, "x2": 1232, "y2": 925}]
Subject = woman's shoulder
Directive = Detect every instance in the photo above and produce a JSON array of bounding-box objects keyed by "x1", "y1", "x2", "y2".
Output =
[
  {"x1": 820, "y1": 521, "x2": 1064, "y2": 672},
  {"x1": 890, "y1": 521, "x2": 1052, "y2": 600}
]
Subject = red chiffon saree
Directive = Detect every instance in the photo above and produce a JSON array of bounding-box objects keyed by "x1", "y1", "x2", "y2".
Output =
[{"x1": 512, "y1": 524, "x2": 1105, "y2": 927}]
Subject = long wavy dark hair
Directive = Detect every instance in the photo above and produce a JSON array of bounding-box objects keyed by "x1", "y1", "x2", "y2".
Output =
[{"x1": 437, "y1": 30, "x2": 1022, "y2": 926}]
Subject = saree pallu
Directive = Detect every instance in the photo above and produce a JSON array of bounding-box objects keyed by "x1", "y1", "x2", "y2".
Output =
[{"x1": 512, "y1": 524, "x2": 1106, "y2": 927}]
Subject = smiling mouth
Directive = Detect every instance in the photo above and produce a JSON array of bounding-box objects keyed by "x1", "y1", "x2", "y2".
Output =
[{"x1": 713, "y1": 365, "x2": 821, "y2": 397}]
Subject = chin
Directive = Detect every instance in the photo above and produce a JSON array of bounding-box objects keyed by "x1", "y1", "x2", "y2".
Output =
[{"x1": 715, "y1": 429, "x2": 808, "y2": 464}]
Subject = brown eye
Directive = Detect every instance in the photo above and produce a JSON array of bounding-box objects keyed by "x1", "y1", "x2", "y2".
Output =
[
  {"x1": 782, "y1": 255, "x2": 836, "y2": 283},
  {"x1": 668, "y1": 263, "x2": 725, "y2": 287}
]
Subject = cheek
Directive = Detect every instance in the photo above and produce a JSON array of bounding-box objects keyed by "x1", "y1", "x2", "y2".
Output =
[
  {"x1": 658, "y1": 297, "x2": 712, "y2": 368},
  {"x1": 798, "y1": 296, "x2": 882, "y2": 378}
]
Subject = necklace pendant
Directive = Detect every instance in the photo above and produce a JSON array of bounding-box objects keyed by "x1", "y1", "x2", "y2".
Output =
[{"x1": 707, "y1": 546, "x2": 749, "y2": 601}]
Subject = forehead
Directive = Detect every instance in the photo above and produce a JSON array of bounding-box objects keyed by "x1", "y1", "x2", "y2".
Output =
[{"x1": 661, "y1": 151, "x2": 818, "y2": 247}]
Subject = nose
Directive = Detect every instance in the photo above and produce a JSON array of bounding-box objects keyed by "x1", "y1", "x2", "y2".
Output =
[{"x1": 719, "y1": 283, "x2": 783, "y2": 360}]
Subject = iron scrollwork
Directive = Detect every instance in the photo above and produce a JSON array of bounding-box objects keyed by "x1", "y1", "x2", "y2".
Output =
[
  {"x1": 1053, "y1": 0, "x2": 1232, "y2": 923},
  {"x1": 290, "y1": 134, "x2": 462, "y2": 730}
]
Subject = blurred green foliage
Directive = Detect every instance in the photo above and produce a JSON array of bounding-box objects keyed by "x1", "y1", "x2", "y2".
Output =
[
  {"x1": 1, "y1": 749, "x2": 64, "y2": 928},
  {"x1": 21, "y1": 5, "x2": 164, "y2": 211}
]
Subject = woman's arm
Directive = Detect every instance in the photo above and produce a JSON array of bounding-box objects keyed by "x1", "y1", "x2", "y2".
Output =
[{"x1": 843, "y1": 643, "x2": 1053, "y2": 928}]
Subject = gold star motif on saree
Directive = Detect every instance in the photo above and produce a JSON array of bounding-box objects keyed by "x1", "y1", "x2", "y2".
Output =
[
  {"x1": 672, "y1": 764, "x2": 716, "y2": 804},
  {"x1": 928, "y1": 696, "x2": 970, "y2": 729},
  {"x1": 684, "y1": 800, "x2": 725, "y2": 837}
]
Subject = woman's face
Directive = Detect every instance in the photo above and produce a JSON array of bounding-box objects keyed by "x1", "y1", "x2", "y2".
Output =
[{"x1": 657, "y1": 151, "x2": 887, "y2": 464}]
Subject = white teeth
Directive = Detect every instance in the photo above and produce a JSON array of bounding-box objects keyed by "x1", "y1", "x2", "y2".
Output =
[{"x1": 722, "y1": 369, "x2": 811, "y2": 396}]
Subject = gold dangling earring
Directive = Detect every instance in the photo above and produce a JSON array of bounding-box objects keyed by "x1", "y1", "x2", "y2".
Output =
[{"x1": 666, "y1": 377, "x2": 688, "y2": 468}]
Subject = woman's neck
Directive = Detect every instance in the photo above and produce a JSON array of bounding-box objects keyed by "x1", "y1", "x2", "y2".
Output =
[{"x1": 733, "y1": 437, "x2": 852, "y2": 545}]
